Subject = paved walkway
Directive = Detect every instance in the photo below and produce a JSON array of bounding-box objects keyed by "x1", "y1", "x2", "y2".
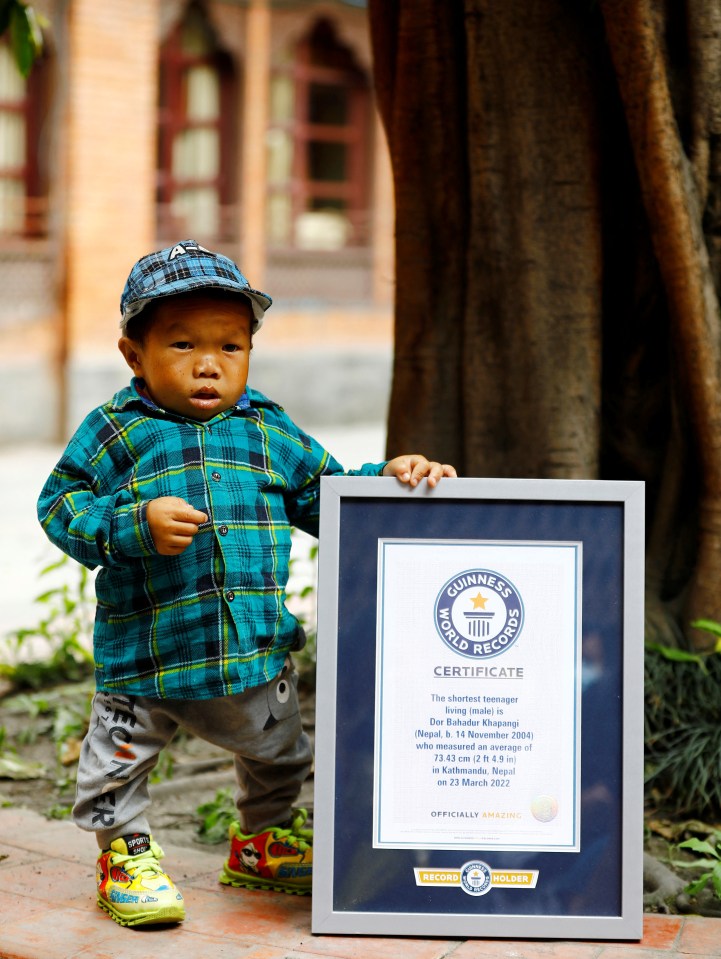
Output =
[{"x1": 0, "y1": 808, "x2": 719, "y2": 959}]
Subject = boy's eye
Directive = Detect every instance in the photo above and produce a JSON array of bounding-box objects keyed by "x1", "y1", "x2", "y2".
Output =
[
  {"x1": 223, "y1": 344, "x2": 241, "y2": 353},
  {"x1": 172, "y1": 341, "x2": 192, "y2": 350}
]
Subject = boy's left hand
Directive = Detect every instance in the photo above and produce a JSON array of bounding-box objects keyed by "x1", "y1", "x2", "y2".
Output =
[{"x1": 383, "y1": 455, "x2": 457, "y2": 488}]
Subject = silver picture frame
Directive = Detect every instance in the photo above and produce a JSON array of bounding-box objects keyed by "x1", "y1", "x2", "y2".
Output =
[{"x1": 312, "y1": 477, "x2": 644, "y2": 940}]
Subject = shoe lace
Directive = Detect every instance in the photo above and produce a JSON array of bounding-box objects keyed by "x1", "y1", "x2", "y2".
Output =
[
  {"x1": 114, "y1": 842, "x2": 167, "y2": 883},
  {"x1": 274, "y1": 809, "x2": 312, "y2": 851}
]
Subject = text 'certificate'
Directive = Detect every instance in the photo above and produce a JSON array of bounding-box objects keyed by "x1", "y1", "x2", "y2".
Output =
[{"x1": 373, "y1": 540, "x2": 582, "y2": 852}]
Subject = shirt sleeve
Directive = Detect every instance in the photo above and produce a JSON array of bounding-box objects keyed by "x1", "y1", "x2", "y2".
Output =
[
  {"x1": 36, "y1": 414, "x2": 156, "y2": 569},
  {"x1": 280, "y1": 415, "x2": 387, "y2": 537}
]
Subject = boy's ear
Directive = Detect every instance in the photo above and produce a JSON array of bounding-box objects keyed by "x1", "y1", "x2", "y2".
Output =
[{"x1": 118, "y1": 337, "x2": 144, "y2": 376}]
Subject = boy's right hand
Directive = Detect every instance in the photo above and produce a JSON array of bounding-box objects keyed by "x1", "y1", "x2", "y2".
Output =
[{"x1": 147, "y1": 497, "x2": 208, "y2": 555}]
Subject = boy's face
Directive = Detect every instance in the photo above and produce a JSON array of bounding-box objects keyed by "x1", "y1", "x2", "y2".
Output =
[{"x1": 118, "y1": 293, "x2": 253, "y2": 422}]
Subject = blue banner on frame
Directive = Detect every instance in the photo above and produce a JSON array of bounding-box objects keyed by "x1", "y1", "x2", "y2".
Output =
[{"x1": 312, "y1": 478, "x2": 644, "y2": 940}]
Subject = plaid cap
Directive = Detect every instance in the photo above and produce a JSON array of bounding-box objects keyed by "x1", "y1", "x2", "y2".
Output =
[{"x1": 119, "y1": 239, "x2": 272, "y2": 333}]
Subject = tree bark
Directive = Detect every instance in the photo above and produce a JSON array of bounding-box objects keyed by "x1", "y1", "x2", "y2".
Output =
[
  {"x1": 371, "y1": 1, "x2": 604, "y2": 478},
  {"x1": 369, "y1": 1, "x2": 468, "y2": 468},
  {"x1": 460, "y1": 5, "x2": 603, "y2": 478},
  {"x1": 600, "y1": 0, "x2": 721, "y2": 644}
]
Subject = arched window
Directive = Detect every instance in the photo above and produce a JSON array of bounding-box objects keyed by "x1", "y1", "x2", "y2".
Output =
[
  {"x1": 268, "y1": 18, "x2": 370, "y2": 250},
  {"x1": 0, "y1": 40, "x2": 49, "y2": 237},
  {"x1": 157, "y1": 3, "x2": 237, "y2": 241}
]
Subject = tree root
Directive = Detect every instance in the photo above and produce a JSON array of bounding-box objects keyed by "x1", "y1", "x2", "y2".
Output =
[{"x1": 643, "y1": 852, "x2": 691, "y2": 913}]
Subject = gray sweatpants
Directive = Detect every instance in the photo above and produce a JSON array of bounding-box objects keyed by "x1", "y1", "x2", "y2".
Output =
[{"x1": 73, "y1": 660, "x2": 313, "y2": 849}]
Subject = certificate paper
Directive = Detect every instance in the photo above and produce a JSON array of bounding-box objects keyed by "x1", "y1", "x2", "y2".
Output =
[{"x1": 374, "y1": 539, "x2": 582, "y2": 852}]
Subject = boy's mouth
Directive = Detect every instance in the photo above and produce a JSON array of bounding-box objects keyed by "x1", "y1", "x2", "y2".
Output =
[{"x1": 190, "y1": 387, "x2": 220, "y2": 409}]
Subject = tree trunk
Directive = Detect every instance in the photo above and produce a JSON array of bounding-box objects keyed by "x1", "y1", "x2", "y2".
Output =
[
  {"x1": 372, "y1": 1, "x2": 604, "y2": 479},
  {"x1": 600, "y1": 0, "x2": 721, "y2": 644}
]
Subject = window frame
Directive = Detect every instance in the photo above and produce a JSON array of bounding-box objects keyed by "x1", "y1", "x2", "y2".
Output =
[
  {"x1": 0, "y1": 39, "x2": 50, "y2": 238},
  {"x1": 268, "y1": 19, "x2": 371, "y2": 250},
  {"x1": 156, "y1": 8, "x2": 237, "y2": 242}
]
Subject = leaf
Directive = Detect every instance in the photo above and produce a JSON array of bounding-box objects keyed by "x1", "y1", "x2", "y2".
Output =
[
  {"x1": 9, "y1": 3, "x2": 39, "y2": 77},
  {"x1": 34, "y1": 589, "x2": 61, "y2": 604},
  {"x1": 195, "y1": 788, "x2": 236, "y2": 844},
  {"x1": 59, "y1": 737, "x2": 83, "y2": 766},
  {"x1": 645, "y1": 642, "x2": 707, "y2": 667},
  {"x1": 0, "y1": 753, "x2": 46, "y2": 780},
  {"x1": 673, "y1": 858, "x2": 719, "y2": 871},
  {"x1": 691, "y1": 618, "x2": 721, "y2": 638},
  {"x1": 686, "y1": 874, "x2": 711, "y2": 897},
  {"x1": 39, "y1": 557, "x2": 69, "y2": 577},
  {"x1": 678, "y1": 837, "x2": 720, "y2": 859},
  {"x1": 710, "y1": 867, "x2": 721, "y2": 901},
  {"x1": 680, "y1": 819, "x2": 720, "y2": 837},
  {"x1": 647, "y1": 819, "x2": 678, "y2": 840}
]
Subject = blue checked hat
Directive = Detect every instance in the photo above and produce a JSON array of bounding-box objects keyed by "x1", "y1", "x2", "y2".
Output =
[{"x1": 120, "y1": 240, "x2": 272, "y2": 333}]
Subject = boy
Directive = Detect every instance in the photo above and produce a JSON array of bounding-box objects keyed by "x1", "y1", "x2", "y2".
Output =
[{"x1": 37, "y1": 239, "x2": 456, "y2": 927}]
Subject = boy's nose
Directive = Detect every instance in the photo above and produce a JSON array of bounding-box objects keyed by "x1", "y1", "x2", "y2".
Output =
[{"x1": 194, "y1": 355, "x2": 220, "y2": 377}]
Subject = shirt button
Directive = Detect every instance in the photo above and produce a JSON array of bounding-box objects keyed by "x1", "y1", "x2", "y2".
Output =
[
  {"x1": 211, "y1": 471, "x2": 221, "y2": 482},
  {"x1": 218, "y1": 524, "x2": 229, "y2": 536},
  {"x1": 226, "y1": 590, "x2": 235, "y2": 602}
]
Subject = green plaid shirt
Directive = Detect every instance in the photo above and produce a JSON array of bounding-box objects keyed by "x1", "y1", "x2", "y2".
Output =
[{"x1": 37, "y1": 380, "x2": 384, "y2": 700}]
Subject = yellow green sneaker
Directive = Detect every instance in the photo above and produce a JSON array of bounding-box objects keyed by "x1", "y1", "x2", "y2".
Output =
[
  {"x1": 96, "y1": 834, "x2": 185, "y2": 926},
  {"x1": 220, "y1": 808, "x2": 312, "y2": 895}
]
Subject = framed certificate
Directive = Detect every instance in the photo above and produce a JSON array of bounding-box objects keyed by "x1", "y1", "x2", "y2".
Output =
[{"x1": 312, "y1": 478, "x2": 644, "y2": 940}]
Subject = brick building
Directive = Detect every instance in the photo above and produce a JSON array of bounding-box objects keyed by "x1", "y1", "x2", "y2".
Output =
[{"x1": 0, "y1": 0, "x2": 393, "y2": 444}]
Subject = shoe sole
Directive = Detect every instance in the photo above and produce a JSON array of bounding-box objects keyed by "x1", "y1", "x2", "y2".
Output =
[
  {"x1": 219, "y1": 870, "x2": 311, "y2": 896},
  {"x1": 98, "y1": 898, "x2": 186, "y2": 927}
]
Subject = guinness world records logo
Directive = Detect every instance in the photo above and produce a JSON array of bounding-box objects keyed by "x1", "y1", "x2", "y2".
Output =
[
  {"x1": 460, "y1": 860, "x2": 493, "y2": 896},
  {"x1": 434, "y1": 568, "x2": 524, "y2": 659}
]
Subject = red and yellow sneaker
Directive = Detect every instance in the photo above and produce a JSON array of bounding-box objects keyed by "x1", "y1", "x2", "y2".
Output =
[
  {"x1": 96, "y1": 834, "x2": 185, "y2": 926},
  {"x1": 220, "y1": 808, "x2": 313, "y2": 895}
]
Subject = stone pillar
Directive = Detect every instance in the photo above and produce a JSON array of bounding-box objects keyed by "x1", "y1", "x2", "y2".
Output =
[{"x1": 239, "y1": 0, "x2": 271, "y2": 287}]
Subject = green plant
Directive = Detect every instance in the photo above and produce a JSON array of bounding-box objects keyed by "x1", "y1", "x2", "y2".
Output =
[
  {"x1": 647, "y1": 617, "x2": 721, "y2": 674},
  {"x1": 149, "y1": 748, "x2": 175, "y2": 784},
  {"x1": 195, "y1": 788, "x2": 236, "y2": 844},
  {"x1": 645, "y1": 626, "x2": 721, "y2": 817},
  {"x1": 0, "y1": 682, "x2": 94, "y2": 809},
  {"x1": 673, "y1": 829, "x2": 721, "y2": 899},
  {"x1": 0, "y1": 1, "x2": 45, "y2": 77},
  {"x1": 690, "y1": 619, "x2": 721, "y2": 654},
  {"x1": 0, "y1": 554, "x2": 95, "y2": 689},
  {"x1": 3, "y1": 685, "x2": 92, "y2": 755},
  {"x1": 0, "y1": 724, "x2": 46, "y2": 780}
]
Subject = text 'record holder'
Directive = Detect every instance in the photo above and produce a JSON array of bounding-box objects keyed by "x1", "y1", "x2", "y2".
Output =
[{"x1": 312, "y1": 477, "x2": 644, "y2": 940}]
